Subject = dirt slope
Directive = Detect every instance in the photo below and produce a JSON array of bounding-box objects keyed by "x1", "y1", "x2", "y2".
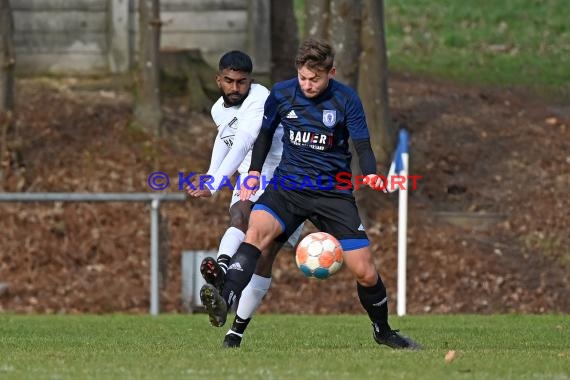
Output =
[{"x1": 0, "y1": 75, "x2": 568, "y2": 315}]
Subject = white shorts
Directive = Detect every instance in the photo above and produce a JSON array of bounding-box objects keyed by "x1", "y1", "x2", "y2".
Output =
[
  {"x1": 229, "y1": 172, "x2": 272, "y2": 209},
  {"x1": 229, "y1": 189, "x2": 303, "y2": 249},
  {"x1": 229, "y1": 188, "x2": 264, "y2": 209}
]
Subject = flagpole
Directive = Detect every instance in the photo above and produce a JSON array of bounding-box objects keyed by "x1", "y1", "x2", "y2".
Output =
[
  {"x1": 387, "y1": 129, "x2": 410, "y2": 316},
  {"x1": 397, "y1": 152, "x2": 409, "y2": 317}
]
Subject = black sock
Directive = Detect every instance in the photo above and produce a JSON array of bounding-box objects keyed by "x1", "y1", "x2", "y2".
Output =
[
  {"x1": 357, "y1": 274, "x2": 391, "y2": 333},
  {"x1": 217, "y1": 254, "x2": 231, "y2": 274},
  {"x1": 230, "y1": 315, "x2": 251, "y2": 335},
  {"x1": 222, "y1": 242, "x2": 261, "y2": 307}
]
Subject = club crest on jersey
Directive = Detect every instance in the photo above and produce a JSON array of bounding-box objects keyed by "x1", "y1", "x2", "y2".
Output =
[
  {"x1": 289, "y1": 130, "x2": 333, "y2": 151},
  {"x1": 322, "y1": 110, "x2": 337, "y2": 127}
]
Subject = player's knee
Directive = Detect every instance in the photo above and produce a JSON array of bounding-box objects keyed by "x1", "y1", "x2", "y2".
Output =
[
  {"x1": 352, "y1": 262, "x2": 378, "y2": 286},
  {"x1": 245, "y1": 225, "x2": 275, "y2": 248},
  {"x1": 360, "y1": 272, "x2": 379, "y2": 286},
  {"x1": 229, "y1": 208, "x2": 250, "y2": 232},
  {"x1": 244, "y1": 226, "x2": 264, "y2": 246}
]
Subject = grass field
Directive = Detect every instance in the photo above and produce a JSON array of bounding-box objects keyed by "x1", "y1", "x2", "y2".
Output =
[
  {"x1": 384, "y1": 0, "x2": 570, "y2": 95},
  {"x1": 295, "y1": 0, "x2": 570, "y2": 99},
  {"x1": 1, "y1": 314, "x2": 568, "y2": 379}
]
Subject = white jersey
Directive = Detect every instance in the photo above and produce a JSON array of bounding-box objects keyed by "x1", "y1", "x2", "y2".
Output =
[{"x1": 207, "y1": 83, "x2": 283, "y2": 193}]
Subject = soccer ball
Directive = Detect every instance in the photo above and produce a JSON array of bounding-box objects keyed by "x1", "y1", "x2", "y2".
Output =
[{"x1": 295, "y1": 232, "x2": 343, "y2": 279}]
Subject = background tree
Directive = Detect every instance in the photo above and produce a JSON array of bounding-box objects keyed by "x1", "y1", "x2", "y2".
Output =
[
  {"x1": 305, "y1": 0, "x2": 330, "y2": 39},
  {"x1": 300, "y1": 0, "x2": 394, "y2": 221},
  {"x1": 358, "y1": 0, "x2": 394, "y2": 163},
  {"x1": 0, "y1": 0, "x2": 16, "y2": 187},
  {"x1": 0, "y1": 0, "x2": 14, "y2": 113},
  {"x1": 270, "y1": 0, "x2": 299, "y2": 83},
  {"x1": 135, "y1": 0, "x2": 162, "y2": 136},
  {"x1": 159, "y1": 48, "x2": 218, "y2": 113},
  {"x1": 303, "y1": 0, "x2": 394, "y2": 163},
  {"x1": 328, "y1": 0, "x2": 361, "y2": 89}
]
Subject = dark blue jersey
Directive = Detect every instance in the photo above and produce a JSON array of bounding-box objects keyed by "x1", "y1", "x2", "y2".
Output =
[{"x1": 261, "y1": 78, "x2": 371, "y2": 192}]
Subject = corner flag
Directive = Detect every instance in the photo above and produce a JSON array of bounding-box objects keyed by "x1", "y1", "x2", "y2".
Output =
[
  {"x1": 387, "y1": 129, "x2": 409, "y2": 192},
  {"x1": 387, "y1": 129, "x2": 410, "y2": 316}
]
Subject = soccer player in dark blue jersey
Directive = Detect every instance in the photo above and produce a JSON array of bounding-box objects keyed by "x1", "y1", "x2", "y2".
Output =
[{"x1": 200, "y1": 38, "x2": 421, "y2": 350}]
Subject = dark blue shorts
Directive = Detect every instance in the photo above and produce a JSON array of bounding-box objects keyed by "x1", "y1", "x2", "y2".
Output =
[{"x1": 252, "y1": 188, "x2": 369, "y2": 251}]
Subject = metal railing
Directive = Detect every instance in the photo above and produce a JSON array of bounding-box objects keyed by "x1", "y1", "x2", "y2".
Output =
[{"x1": 0, "y1": 192, "x2": 187, "y2": 315}]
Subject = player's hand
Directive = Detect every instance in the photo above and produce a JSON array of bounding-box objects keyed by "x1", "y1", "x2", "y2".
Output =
[
  {"x1": 240, "y1": 171, "x2": 260, "y2": 201},
  {"x1": 185, "y1": 173, "x2": 213, "y2": 198},
  {"x1": 192, "y1": 173, "x2": 210, "y2": 187},
  {"x1": 366, "y1": 174, "x2": 388, "y2": 193},
  {"x1": 186, "y1": 186, "x2": 213, "y2": 198}
]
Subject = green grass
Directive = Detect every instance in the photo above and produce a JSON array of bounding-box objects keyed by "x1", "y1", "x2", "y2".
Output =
[
  {"x1": 295, "y1": 0, "x2": 570, "y2": 99},
  {"x1": 0, "y1": 314, "x2": 568, "y2": 379},
  {"x1": 385, "y1": 0, "x2": 570, "y2": 97}
]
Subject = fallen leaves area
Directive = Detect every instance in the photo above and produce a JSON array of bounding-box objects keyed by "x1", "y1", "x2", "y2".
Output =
[{"x1": 0, "y1": 75, "x2": 568, "y2": 315}]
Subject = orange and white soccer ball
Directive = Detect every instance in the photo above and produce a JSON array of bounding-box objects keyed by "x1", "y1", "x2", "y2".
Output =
[{"x1": 295, "y1": 232, "x2": 344, "y2": 279}]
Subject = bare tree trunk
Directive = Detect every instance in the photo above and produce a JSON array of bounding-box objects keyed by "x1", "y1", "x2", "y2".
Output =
[
  {"x1": 358, "y1": 0, "x2": 393, "y2": 164},
  {"x1": 329, "y1": 0, "x2": 362, "y2": 88},
  {"x1": 298, "y1": 1, "x2": 393, "y2": 221},
  {"x1": 0, "y1": 0, "x2": 16, "y2": 187},
  {"x1": 305, "y1": 0, "x2": 330, "y2": 39},
  {"x1": 0, "y1": 0, "x2": 15, "y2": 112},
  {"x1": 0, "y1": 110, "x2": 11, "y2": 189},
  {"x1": 328, "y1": 0, "x2": 368, "y2": 218},
  {"x1": 135, "y1": 0, "x2": 162, "y2": 136},
  {"x1": 270, "y1": 0, "x2": 299, "y2": 83},
  {"x1": 301, "y1": 0, "x2": 392, "y2": 165},
  {"x1": 160, "y1": 48, "x2": 218, "y2": 113}
]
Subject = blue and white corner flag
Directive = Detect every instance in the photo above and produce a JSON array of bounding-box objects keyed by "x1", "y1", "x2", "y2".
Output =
[
  {"x1": 387, "y1": 129, "x2": 410, "y2": 317},
  {"x1": 387, "y1": 129, "x2": 409, "y2": 193}
]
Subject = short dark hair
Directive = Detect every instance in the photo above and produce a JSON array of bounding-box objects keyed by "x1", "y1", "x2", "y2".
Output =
[
  {"x1": 295, "y1": 38, "x2": 335, "y2": 72},
  {"x1": 218, "y1": 50, "x2": 253, "y2": 73}
]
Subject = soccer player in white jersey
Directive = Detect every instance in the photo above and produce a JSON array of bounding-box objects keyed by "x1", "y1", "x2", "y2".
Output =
[{"x1": 186, "y1": 51, "x2": 301, "y2": 339}]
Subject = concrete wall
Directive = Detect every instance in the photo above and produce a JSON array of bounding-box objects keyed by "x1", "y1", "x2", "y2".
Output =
[{"x1": 12, "y1": 0, "x2": 270, "y2": 74}]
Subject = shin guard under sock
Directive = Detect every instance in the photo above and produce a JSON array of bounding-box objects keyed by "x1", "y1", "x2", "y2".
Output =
[
  {"x1": 357, "y1": 274, "x2": 390, "y2": 332},
  {"x1": 222, "y1": 242, "x2": 261, "y2": 307}
]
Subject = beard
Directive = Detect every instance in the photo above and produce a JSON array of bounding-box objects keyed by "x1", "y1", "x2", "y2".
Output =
[
  {"x1": 222, "y1": 93, "x2": 245, "y2": 107},
  {"x1": 221, "y1": 88, "x2": 250, "y2": 107}
]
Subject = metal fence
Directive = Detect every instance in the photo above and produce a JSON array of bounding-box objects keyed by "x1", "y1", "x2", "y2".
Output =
[{"x1": 0, "y1": 192, "x2": 186, "y2": 315}]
